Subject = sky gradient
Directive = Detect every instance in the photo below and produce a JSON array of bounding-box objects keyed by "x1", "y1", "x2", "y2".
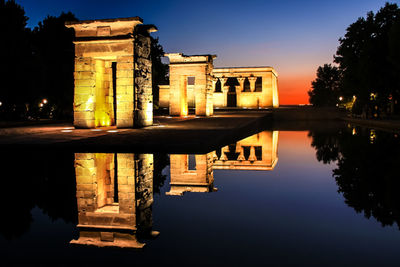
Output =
[{"x1": 18, "y1": 0, "x2": 391, "y2": 104}]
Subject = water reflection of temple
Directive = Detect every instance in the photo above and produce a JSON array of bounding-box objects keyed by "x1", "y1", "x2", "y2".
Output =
[
  {"x1": 213, "y1": 131, "x2": 279, "y2": 170},
  {"x1": 167, "y1": 131, "x2": 279, "y2": 195},
  {"x1": 166, "y1": 153, "x2": 217, "y2": 196},
  {"x1": 71, "y1": 153, "x2": 158, "y2": 248}
]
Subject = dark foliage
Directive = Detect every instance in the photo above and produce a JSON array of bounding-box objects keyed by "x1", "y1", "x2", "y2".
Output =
[
  {"x1": 310, "y1": 3, "x2": 400, "y2": 116},
  {"x1": 310, "y1": 127, "x2": 400, "y2": 229},
  {"x1": 308, "y1": 64, "x2": 341, "y2": 107},
  {"x1": 31, "y1": 12, "x2": 78, "y2": 119},
  {"x1": 151, "y1": 37, "x2": 169, "y2": 108}
]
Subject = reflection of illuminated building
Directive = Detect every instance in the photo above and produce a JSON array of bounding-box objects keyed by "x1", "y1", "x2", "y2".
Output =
[
  {"x1": 166, "y1": 131, "x2": 279, "y2": 196},
  {"x1": 166, "y1": 153, "x2": 217, "y2": 196},
  {"x1": 213, "y1": 131, "x2": 279, "y2": 170},
  {"x1": 71, "y1": 153, "x2": 157, "y2": 248}
]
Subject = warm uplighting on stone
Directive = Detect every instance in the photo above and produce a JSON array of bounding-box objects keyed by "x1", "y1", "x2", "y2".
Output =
[
  {"x1": 165, "y1": 131, "x2": 279, "y2": 195},
  {"x1": 213, "y1": 131, "x2": 279, "y2": 170},
  {"x1": 65, "y1": 17, "x2": 156, "y2": 129},
  {"x1": 166, "y1": 153, "x2": 216, "y2": 196},
  {"x1": 159, "y1": 60, "x2": 279, "y2": 112},
  {"x1": 165, "y1": 53, "x2": 215, "y2": 117},
  {"x1": 71, "y1": 153, "x2": 157, "y2": 248}
]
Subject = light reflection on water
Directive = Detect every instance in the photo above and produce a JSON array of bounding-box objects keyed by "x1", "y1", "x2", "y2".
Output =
[{"x1": 1, "y1": 128, "x2": 400, "y2": 265}]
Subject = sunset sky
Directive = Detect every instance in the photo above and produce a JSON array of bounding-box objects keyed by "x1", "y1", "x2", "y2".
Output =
[{"x1": 18, "y1": 0, "x2": 391, "y2": 104}]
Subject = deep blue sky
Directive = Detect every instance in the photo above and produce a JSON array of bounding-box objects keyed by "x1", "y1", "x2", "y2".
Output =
[{"x1": 17, "y1": 0, "x2": 393, "y2": 103}]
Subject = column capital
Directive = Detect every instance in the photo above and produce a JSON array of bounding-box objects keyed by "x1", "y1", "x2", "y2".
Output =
[
  {"x1": 219, "y1": 77, "x2": 228, "y2": 85},
  {"x1": 248, "y1": 76, "x2": 257, "y2": 92},
  {"x1": 237, "y1": 77, "x2": 246, "y2": 83}
]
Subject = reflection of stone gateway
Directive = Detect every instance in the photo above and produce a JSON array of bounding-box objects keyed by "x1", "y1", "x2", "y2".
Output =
[
  {"x1": 66, "y1": 17, "x2": 156, "y2": 128},
  {"x1": 71, "y1": 153, "x2": 157, "y2": 248},
  {"x1": 167, "y1": 131, "x2": 279, "y2": 196},
  {"x1": 166, "y1": 153, "x2": 217, "y2": 196}
]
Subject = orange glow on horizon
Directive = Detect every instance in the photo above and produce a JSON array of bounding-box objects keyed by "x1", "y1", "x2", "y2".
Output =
[{"x1": 278, "y1": 74, "x2": 315, "y2": 105}]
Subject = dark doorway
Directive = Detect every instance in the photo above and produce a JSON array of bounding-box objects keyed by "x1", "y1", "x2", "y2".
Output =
[
  {"x1": 226, "y1": 78, "x2": 239, "y2": 107},
  {"x1": 114, "y1": 153, "x2": 118, "y2": 203},
  {"x1": 112, "y1": 62, "x2": 117, "y2": 125}
]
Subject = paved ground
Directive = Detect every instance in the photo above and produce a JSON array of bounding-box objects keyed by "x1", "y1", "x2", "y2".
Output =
[{"x1": 0, "y1": 112, "x2": 271, "y2": 153}]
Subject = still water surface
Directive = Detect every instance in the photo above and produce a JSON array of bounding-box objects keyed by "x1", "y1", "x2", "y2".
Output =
[{"x1": 1, "y1": 127, "x2": 400, "y2": 266}]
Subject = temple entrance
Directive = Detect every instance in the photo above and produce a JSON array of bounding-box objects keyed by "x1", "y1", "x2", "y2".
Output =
[
  {"x1": 94, "y1": 59, "x2": 116, "y2": 127},
  {"x1": 227, "y1": 91, "x2": 237, "y2": 107},
  {"x1": 226, "y1": 77, "x2": 238, "y2": 107}
]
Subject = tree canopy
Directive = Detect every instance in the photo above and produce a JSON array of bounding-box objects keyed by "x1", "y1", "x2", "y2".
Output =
[
  {"x1": 310, "y1": 2, "x2": 400, "y2": 117},
  {"x1": 0, "y1": 0, "x2": 168, "y2": 120},
  {"x1": 308, "y1": 64, "x2": 341, "y2": 107}
]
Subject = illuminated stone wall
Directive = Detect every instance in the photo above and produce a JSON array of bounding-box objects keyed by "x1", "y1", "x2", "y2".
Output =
[
  {"x1": 213, "y1": 131, "x2": 279, "y2": 171},
  {"x1": 165, "y1": 53, "x2": 215, "y2": 116},
  {"x1": 66, "y1": 17, "x2": 156, "y2": 128},
  {"x1": 159, "y1": 66, "x2": 279, "y2": 110},
  {"x1": 72, "y1": 153, "x2": 155, "y2": 248},
  {"x1": 166, "y1": 153, "x2": 216, "y2": 196}
]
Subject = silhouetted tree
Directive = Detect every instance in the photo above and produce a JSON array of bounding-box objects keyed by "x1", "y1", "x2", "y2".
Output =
[
  {"x1": 0, "y1": 0, "x2": 33, "y2": 119},
  {"x1": 153, "y1": 153, "x2": 169, "y2": 194},
  {"x1": 308, "y1": 64, "x2": 342, "y2": 107},
  {"x1": 310, "y1": 127, "x2": 400, "y2": 229},
  {"x1": 334, "y1": 3, "x2": 400, "y2": 116},
  {"x1": 31, "y1": 12, "x2": 78, "y2": 119},
  {"x1": 151, "y1": 37, "x2": 169, "y2": 108}
]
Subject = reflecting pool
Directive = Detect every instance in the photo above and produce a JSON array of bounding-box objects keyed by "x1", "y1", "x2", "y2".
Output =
[{"x1": 1, "y1": 126, "x2": 400, "y2": 266}]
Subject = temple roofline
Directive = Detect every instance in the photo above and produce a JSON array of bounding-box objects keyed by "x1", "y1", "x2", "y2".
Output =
[
  {"x1": 65, "y1": 16, "x2": 143, "y2": 25},
  {"x1": 213, "y1": 66, "x2": 278, "y2": 77}
]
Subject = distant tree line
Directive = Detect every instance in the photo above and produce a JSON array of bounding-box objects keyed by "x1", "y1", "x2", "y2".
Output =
[
  {"x1": 308, "y1": 2, "x2": 400, "y2": 118},
  {"x1": 0, "y1": 0, "x2": 168, "y2": 121}
]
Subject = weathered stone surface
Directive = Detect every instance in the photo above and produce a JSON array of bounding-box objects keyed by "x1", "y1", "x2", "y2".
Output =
[
  {"x1": 159, "y1": 65, "x2": 279, "y2": 109},
  {"x1": 72, "y1": 152, "x2": 156, "y2": 248},
  {"x1": 165, "y1": 53, "x2": 215, "y2": 116},
  {"x1": 66, "y1": 17, "x2": 155, "y2": 129}
]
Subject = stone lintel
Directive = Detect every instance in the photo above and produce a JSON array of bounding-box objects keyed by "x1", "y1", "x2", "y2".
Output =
[
  {"x1": 65, "y1": 17, "x2": 144, "y2": 38},
  {"x1": 165, "y1": 53, "x2": 217, "y2": 64},
  {"x1": 212, "y1": 66, "x2": 278, "y2": 77}
]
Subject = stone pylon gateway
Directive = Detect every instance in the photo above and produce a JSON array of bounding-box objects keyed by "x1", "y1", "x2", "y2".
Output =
[
  {"x1": 165, "y1": 53, "x2": 216, "y2": 116},
  {"x1": 66, "y1": 17, "x2": 156, "y2": 128}
]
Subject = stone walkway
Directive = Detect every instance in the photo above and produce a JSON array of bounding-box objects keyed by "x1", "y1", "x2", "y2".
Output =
[{"x1": 0, "y1": 112, "x2": 271, "y2": 153}]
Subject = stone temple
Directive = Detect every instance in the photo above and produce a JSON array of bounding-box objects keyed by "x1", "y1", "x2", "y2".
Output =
[
  {"x1": 159, "y1": 54, "x2": 279, "y2": 116},
  {"x1": 66, "y1": 17, "x2": 156, "y2": 128},
  {"x1": 66, "y1": 17, "x2": 279, "y2": 128}
]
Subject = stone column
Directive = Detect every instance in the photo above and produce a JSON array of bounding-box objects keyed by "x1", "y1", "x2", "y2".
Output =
[
  {"x1": 212, "y1": 77, "x2": 218, "y2": 92},
  {"x1": 237, "y1": 147, "x2": 245, "y2": 161},
  {"x1": 220, "y1": 145, "x2": 229, "y2": 161},
  {"x1": 248, "y1": 146, "x2": 257, "y2": 161},
  {"x1": 235, "y1": 85, "x2": 242, "y2": 107},
  {"x1": 237, "y1": 77, "x2": 245, "y2": 92},
  {"x1": 220, "y1": 78, "x2": 228, "y2": 107},
  {"x1": 249, "y1": 77, "x2": 257, "y2": 92}
]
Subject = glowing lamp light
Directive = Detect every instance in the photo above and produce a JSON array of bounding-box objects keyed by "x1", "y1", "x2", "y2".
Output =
[
  {"x1": 339, "y1": 96, "x2": 343, "y2": 101},
  {"x1": 0, "y1": 101, "x2": 2, "y2": 106},
  {"x1": 39, "y1": 103, "x2": 44, "y2": 107},
  {"x1": 42, "y1": 99, "x2": 48, "y2": 104}
]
